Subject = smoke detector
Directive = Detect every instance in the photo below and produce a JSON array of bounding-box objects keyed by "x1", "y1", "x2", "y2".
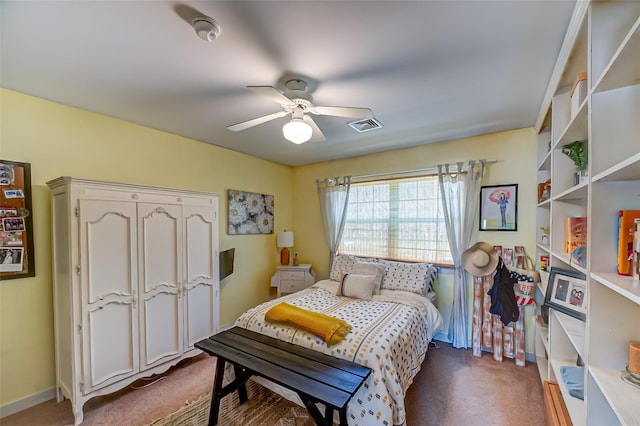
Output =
[{"x1": 192, "y1": 16, "x2": 221, "y2": 42}]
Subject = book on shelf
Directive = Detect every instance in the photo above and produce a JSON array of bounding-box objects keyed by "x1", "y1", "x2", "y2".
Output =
[
  {"x1": 633, "y1": 219, "x2": 640, "y2": 280},
  {"x1": 539, "y1": 255, "x2": 550, "y2": 272},
  {"x1": 617, "y1": 210, "x2": 640, "y2": 276},
  {"x1": 564, "y1": 217, "x2": 586, "y2": 254}
]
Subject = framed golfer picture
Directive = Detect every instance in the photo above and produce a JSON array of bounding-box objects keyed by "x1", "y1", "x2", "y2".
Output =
[{"x1": 479, "y1": 184, "x2": 518, "y2": 231}]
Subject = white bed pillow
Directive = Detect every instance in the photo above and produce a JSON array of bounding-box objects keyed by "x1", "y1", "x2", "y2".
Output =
[
  {"x1": 329, "y1": 254, "x2": 358, "y2": 281},
  {"x1": 377, "y1": 260, "x2": 437, "y2": 295},
  {"x1": 337, "y1": 273, "x2": 377, "y2": 300},
  {"x1": 351, "y1": 261, "x2": 386, "y2": 295}
]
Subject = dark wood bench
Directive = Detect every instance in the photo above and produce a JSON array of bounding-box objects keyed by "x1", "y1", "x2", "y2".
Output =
[{"x1": 195, "y1": 326, "x2": 372, "y2": 426}]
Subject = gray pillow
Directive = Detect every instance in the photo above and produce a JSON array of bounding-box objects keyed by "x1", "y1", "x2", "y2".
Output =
[{"x1": 352, "y1": 261, "x2": 386, "y2": 295}]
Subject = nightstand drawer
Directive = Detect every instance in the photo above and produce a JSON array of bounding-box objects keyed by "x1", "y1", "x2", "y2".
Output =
[
  {"x1": 281, "y1": 280, "x2": 307, "y2": 293},
  {"x1": 271, "y1": 264, "x2": 316, "y2": 297},
  {"x1": 281, "y1": 270, "x2": 305, "y2": 280}
]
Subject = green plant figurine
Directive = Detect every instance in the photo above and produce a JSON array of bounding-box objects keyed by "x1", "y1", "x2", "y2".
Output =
[{"x1": 561, "y1": 140, "x2": 586, "y2": 170}]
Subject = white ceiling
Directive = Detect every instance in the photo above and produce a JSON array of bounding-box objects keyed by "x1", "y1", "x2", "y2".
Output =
[{"x1": 1, "y1": 1, "x2": 576, "y2": 166}]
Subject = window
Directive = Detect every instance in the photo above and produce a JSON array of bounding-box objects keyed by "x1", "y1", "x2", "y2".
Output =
[{"x1": 340, "y1": 175, "x2": 452, "y2": 265}]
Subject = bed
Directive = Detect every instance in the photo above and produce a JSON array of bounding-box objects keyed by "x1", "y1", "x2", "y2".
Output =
[{"x1": 233, "y1": 255, "x2": 443, "y2": 426}]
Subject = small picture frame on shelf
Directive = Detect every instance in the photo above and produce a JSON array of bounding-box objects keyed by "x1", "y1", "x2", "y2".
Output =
[
  {"x1": 537, "y1": 179, "x2": 550, "y2": 203},
  {"x1": 544, "y1": 267, "x2": 587, "y2": 321}
]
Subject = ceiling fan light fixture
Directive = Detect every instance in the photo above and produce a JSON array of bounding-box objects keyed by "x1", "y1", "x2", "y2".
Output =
[{"x1": 282, "y1": 118, "x2": 312, "y2": 144}]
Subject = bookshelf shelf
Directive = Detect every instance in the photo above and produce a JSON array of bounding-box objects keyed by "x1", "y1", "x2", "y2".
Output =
[
  {"x1": 537, "y1": 150, "x2": 551, "y2": 171},
  {"x1": 535, "y1": 318, "x2": 549, "y2": 383},
  {"x1": 536, "y1": 243, "x2": 550, "y2": 253},
  {"x1": 548, "y1": 309, "x2": 586, "y2": 425},
  {"x1": 589, "y1": 366, "x2": 640, "y2": 425},
  {"x1": 592, "y1": 16, "x2": 640, "y2": 94},
  {"x1": 549, "y1": 251, "x2": 586, "y2": 276},
  {"x1": 554, "y1": 101, "x2": 588, "y2": 149},
  {"x1": 553, "y1": 183, "x2": 587, "y2": 202},
  {"x1": 553, "y1": 310, "x2": 585, "y2": 359},
  {"x1": 534, "y1": 2, "x2": 640, "y2": 424},
  {"x1": 592, "y1": 152, "x2": 640, "y2": 183},
  {"x1": 591, "y1": 272, "x2": 640, "y2": 305},
  {"x1": 537, "y1": 198, "x2": 551, "y2": 208},
  {"x1": 549, "y1": 358, "x2": 586, "y2": 425}
]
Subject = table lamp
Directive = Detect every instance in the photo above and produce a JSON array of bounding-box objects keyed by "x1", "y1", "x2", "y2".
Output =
[{"x1": 277, "y1": 231, "x2": 294, "y2": 265}]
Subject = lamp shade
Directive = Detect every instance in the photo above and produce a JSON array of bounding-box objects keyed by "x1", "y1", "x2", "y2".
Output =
[
  {"x1": 282, "y1": 118, "x2": 312, "y2": 144},
  {"x1": 277, "y1": 231, "x2": 294, "y2": 248}
]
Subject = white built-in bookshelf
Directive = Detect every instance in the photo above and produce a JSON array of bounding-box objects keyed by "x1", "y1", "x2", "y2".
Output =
[{"x1": 534, "y1": 1, "x2": 640, "y2": 424}]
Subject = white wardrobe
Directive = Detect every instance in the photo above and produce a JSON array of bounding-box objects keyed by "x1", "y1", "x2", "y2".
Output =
[{"x1": 47, "y1": 177, "x2": 220, "y2": 425}]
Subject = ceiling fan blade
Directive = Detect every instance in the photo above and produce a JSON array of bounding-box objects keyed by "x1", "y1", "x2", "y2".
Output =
[
  {"x1": 303, "y1": 115, "x2": 326, "y2": 142},
  {"x1": 311, "y1": 105, "x2": 373, "y2": 119},
  {"x1": 248, "y1": 86, "x2": 295, "y2": 106},
  {"x1": 227, "y1": 110, "x2": 289, "y2": 132}
]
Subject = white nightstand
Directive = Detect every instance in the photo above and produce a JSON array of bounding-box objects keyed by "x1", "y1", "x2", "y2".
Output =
[{"x1": 270, "y1": 264, "x2": 316, "y2": 297}]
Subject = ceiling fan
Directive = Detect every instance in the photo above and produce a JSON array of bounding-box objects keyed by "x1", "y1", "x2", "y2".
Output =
[{"x1": 227, "y1": 79, "x2": 373, "y2": 144}]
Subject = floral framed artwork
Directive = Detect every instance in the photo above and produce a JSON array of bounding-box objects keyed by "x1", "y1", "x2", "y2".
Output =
[
  {"x1": 544, "y1": 267, "x2": 587, "y2": 321},
  {"x1": 0, "y1": 160, "x2": 35, "y2": 279},
  {"x1": 228, "y1": 189, "x2": 274, "y2": 235},
  {"x1": 479, "y1": 184, "x2": 518, "y2": 231}
]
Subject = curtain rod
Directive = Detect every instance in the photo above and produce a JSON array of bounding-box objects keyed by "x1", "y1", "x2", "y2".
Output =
[{"x1": 352, "y1": 159, "x2": 497, "y2": 181}]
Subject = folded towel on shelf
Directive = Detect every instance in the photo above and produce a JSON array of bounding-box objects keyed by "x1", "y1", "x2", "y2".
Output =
[
  {"x1": 265, "y1": 302, "x2": 352, "y2": 346},
  {"x1": 560, "y1": 365, "x2": 584, "y2": 400}
]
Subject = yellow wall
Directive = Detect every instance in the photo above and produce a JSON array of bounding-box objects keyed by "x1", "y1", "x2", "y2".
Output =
[
  {"x1": 0, "y1": 89, "x2": 294, "y2": 407},
  {"x1": 291, "y1": 128, "x2": 538, "y2": 346},
  {"x1": 1, "y1": 88, "x2": 538, "y2": 410}
]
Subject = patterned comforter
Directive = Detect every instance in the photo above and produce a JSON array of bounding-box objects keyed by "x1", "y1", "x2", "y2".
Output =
[{"x1": 234, "y1": 279, "x2": 443, "y2": 426}]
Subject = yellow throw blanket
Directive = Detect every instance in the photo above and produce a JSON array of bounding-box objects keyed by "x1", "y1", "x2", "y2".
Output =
[{"x1": 264, "y1": 302, "x2": 352, "y2": 346}]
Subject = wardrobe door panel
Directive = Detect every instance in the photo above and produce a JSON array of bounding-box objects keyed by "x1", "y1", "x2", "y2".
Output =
[
  {"x1": 79, "y1": 199, "x2": 139, "y2": 392},
  {"x1": 183, "y1": 205, "x2": 218, "y2": 349},
  {"x1": 138, "y1": 203, "x2": 183, "y2": 367},
  {"x1": 87, "y1": 302, "x2": 136, "y2": 389}
]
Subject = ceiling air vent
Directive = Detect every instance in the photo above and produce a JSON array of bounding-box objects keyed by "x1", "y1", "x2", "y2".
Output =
[{"x1": 349, "y1": 117, "x2": 383, "y2": 133}]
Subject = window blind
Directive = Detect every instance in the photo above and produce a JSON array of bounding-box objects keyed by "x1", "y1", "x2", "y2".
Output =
[{"x1": 340, "y1": 175, "x2": 453, "y2": 264}]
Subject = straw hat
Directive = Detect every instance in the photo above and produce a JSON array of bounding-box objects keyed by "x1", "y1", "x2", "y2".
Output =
[{"x1": 461, "y1": 242, "x2": 499, "y2": 276}]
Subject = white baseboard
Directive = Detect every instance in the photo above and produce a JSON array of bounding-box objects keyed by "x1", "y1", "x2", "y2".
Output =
[{"x1": 0, "y1": 388, "x2": 56, "y2": 419}]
